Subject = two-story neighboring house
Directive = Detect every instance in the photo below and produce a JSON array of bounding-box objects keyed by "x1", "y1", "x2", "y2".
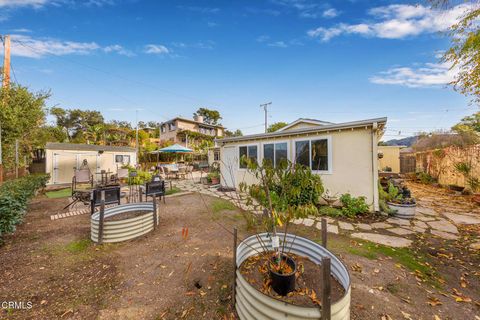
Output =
[{"x1": 159, "y1": 115, "x2": 224, "y2": 146}]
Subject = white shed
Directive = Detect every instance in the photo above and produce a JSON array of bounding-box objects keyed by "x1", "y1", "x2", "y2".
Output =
[{"x1": 45, "y1": 143, "x2": 137, "y2": 185}]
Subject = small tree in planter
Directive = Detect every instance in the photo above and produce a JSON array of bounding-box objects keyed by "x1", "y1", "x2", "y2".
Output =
[
  {"x1": 384, "y1": 182, "x2": 416, "y2": 219},
  {"x1": 239, "y1": 158, "x2": 323, "y2": 296}
]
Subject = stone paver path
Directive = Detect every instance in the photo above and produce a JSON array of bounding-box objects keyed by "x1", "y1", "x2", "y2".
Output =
[{"x1": 172, "y1": 179, "x2": 480, "y2": 249}]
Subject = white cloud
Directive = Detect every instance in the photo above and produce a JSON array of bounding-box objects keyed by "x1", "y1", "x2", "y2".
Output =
[
  {"x1": 268, "y1": 41, "x2": 287, "y2": 48},
  {"x1": 10, "y1": 34, "x2": 100, "y2": 58},
  {"x1": 322, "y1": 8, "x2": 339, "y2": 18},
  {"x1": 308, "y1": 3, "x2": 475, "y2": 41},
  {"x1": 0, "y1": 0, "x2": 114, "y2": 8},
  {"x1": 271, "y1": 0, "x2": 325, "y2": 18},
  {"x1": 172, "y1": 41, "x2": 215, "y2": 50},
  {"x1": 11, "y1": 28, "x2": 31, "y2": 33},
  {"x1": 0, "y1": 0, "x2": 50, "y2": 8},
  {"x1": 369, "y1": 61, "x2": 457, "y2": 88},
  {"x1": 104, "y1": 44, "x2": 134, "y2": 57},
  {"x1": 177, "y1": 5, "x2": 220, "y2": 14},
  {"x1": 144, "y1": 44, "x2": 170, "y2": 55}
]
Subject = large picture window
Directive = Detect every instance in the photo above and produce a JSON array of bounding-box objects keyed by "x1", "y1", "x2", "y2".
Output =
[
  {"x1": 295, "y1": 137, "x2": 331, "y2": 173},
  {"x1": 239, "y1": 145, "x2": 258, "y2": 168},
  {"x1": 263, "y1": 142, "x2": 288, "y2": 167},
  {"x1": 311, "y1": 139, "x2": 328, "y2": 171},
  {"x1": 295, "y1": 140, "x2": 310, "y2": 167}
]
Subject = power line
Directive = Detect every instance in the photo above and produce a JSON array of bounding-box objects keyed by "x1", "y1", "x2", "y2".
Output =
[{"x1": 11, "y1": 38, "x2": 224, "y2": 108}]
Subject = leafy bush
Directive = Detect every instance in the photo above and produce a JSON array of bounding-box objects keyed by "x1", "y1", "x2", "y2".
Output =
[
  {"x1": 339, "y1": 193, "x2": 369, "y2": 218},
  {"x1": 0, "y1": 174, "x2": 49, "y2": 240},
  {"x1": 122, "y1": 165, "x2": 152, "y2": 185},
  {"x1": 417, "y1": 172, "x2": 435, "y2": 184},
  {"x1": 318, "y1": 206, "x2": 343, "y2": 217}
]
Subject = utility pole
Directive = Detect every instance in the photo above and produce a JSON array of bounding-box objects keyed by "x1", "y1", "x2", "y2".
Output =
[
  {"x1": 0, "y1": 35, "x2": 11, "y2": 183},
  {"x1": 260, "y1": 102, "x2": 272, "y2": 133},
  {"x1": 135, "y1": 109, "x2": 139, "y2": 152},
  {"x1": 2, "y1": 35, "x2": 10, "y2": 89}
]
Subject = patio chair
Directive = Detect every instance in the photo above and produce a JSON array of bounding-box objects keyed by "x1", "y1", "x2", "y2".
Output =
[
  {"x1": 177, "y1": 166, "x2": 187, "y2": 179},
  {"x1": 64, "y1": 168, "x2": 94, "y2": 210}
]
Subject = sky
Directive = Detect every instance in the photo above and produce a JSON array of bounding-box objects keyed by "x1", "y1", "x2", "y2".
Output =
[{"x1": 0, "y1": 0, "x2": 478, "y2": 140}]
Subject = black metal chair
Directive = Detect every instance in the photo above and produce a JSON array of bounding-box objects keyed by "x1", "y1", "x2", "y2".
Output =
[
  {"x1": 145, "y1": 176, "x2": 166, "y2": 204},
  {"x1": 90, "y1": 186, "x2": 121, "y2": 215}
]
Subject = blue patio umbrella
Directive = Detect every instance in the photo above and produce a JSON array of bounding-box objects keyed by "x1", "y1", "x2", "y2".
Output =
[
  {"x1": 155, "y1": 144, "x2": 193, "y2": 153},
  {"x1": 150, "y1": 144, "x2": 193, "y2": 163}
]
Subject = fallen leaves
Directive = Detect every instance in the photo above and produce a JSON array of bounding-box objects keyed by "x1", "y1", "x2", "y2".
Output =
[
  {"x1": 351, "y1": 263, "x2": 362, "y2": 272},
  {"x1": 427, "y1": 296, "x2": 443, "y2": 307}
]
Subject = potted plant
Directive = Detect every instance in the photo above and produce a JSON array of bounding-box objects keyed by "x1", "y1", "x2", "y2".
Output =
[
  {"x1": 384, "y1": 182, "x2": 416, "y2": 219},
  {"x1": 207, "y1": 171, "x2": 220, "y2": 185},
  {"x1": 234, "y1": 159, "x2": 352, "y2": 319}
]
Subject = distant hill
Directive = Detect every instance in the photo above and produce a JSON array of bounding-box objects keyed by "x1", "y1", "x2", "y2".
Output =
[{"x1": 383, "y1": 136, "x2": 418, "y2": 147}]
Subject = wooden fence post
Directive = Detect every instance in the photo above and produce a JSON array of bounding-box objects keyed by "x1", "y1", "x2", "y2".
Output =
[
  {"x1": 98, "y1": 190, "x2": 105, "y2": 244},
  {"x1": 321, "y1": 218, "x2": 327, "y2": 249},
  {"x1": 232, "y1": 227, "x2": 238, "y2": 307},
  {"x1": 321, "y1": 257, "x2": 331, "y2": 320},
  {"x1": 152, "y1": 194, "x2": 157, "y2": 229}
]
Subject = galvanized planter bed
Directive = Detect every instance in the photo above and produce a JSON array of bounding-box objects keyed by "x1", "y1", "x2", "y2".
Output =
[
  {"x1": 388, "y1": 202, "x2": 416, "y2": 220},
  {"x1": 91, "y1": 202, "x2": 157, "y2": 243},
  {"x1": 236, "y1": 233, "x2": 351, "y2": 320}
]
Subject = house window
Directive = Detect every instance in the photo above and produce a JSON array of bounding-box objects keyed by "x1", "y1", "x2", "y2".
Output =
[
  {"x1": 115, "y1": 155, "x2": 131, "y2": 165},
  {"x1": 239, "y1": 145, "x2": 258, "y2": 169},
  {"x1": 263, "y1": 142, "x2": 288, "y2": 167},
  {"x1": 214, "y1": 150, "x2": 220, "y2": 161},
  {"x1": 311, "y1": 139, "x2": 328, "y2": 171},
  {"x1": 263, "y1": 143, "x2": 274, "y2": 166},
  {"x1": 295, "y1": 140, "x2": 310, "y2": 167}
]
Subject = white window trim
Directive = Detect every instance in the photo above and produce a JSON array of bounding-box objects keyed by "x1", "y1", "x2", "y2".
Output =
[
  {"x1": 293, "y1": 135, "x2": 333, "y2": 175},
  {"x1": 261, "y1": 140, "x2": 290, "y2": 167},
  {"x1": 238, "y1": 143, "x2": 259, "y2": 170}
]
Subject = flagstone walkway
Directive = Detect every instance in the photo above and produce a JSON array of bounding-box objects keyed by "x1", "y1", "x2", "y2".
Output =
[{"x1": 173, "y1": 179, "x2": 480, "y2": 249}]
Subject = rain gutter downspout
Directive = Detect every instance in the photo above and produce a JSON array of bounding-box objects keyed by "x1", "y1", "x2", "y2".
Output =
[{"x1": 372, "y1": 122, "x2": 380, "y2": 212}]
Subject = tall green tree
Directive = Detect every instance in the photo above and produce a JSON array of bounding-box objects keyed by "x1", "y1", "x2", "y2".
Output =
[
  {"x1": 50, "y1": 107, "x2": 104, "y2": 140},
  {"x1": 452, "y1": 111, "x2": 480, "y2": 133},
  {"x1": 267, "y1": 121, "x2": 288, "y2": 133},
  {"x1": 193, "y1": 107, "x2": 222, "y2": 125},
  {"x1": 0, "y1": 85, "x2": 49, "y2": 169},
  {"x1": 437, "y1": 1, "x2": 480, "y2": 102},
  {"x1": 224, "y1": 129, "x2": 243, "y2": 137}
]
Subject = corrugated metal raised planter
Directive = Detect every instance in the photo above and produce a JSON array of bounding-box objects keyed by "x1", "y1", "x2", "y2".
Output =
[
  {"x1": 91, "y1": 202, "x2": 157, "y2": 243},
  {"x1": 236, "y1": 233, "x2": 351, "y2": 320},
  {"x1": 388, "y1": 202, "x2": 416, "y2": 219}
]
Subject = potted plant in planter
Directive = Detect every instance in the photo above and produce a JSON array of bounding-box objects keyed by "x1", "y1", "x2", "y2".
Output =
[
  {"x1": 384, "y1": 182, "x2": 416, "y2": 219},
  {"x1": 234, "y1": 159, "x2": 352, "y2": 319},
  {"x1": 207, "y1": 171, "x2": 220, "y2": 185},
  {"x1": 239, "y1": 158, "x2": 323, "y2": 295}
]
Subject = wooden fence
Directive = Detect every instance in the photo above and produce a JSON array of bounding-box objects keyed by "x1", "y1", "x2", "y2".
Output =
[{"x1": 415, "y1": 144, "x2": 480, "y2": 188}]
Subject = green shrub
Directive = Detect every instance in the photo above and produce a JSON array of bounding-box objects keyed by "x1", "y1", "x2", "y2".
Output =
[
  {"x1": 318, "y1": 206, "x2": 343, "y2": 217},
  {"x1": 0, "y1": 174, "x2": 49, "y2": 240},
  {"x1": 417, "y1": 172, "x2": 435, "y2": 184},
  {"x1": 339, "y1": 193, "x2": 369, "y2": 218}
]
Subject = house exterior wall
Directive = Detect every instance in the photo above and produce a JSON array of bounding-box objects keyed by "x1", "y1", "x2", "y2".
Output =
[
  {"x1": 45, "y1": 149, "x2": 137, "y2": 185},
  {"x1": 378, "y1": 146, "x2": 402, "y2": 173},
  {"x1": 219, "y1": 127, "x2": 379, "y2": 210},
  {"x1": 160, "y1": 119, "x2": 224, "y2": 146}
]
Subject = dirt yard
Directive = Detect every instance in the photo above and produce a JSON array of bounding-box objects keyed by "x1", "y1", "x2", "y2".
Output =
[{"x1": 0, "y1": 186, "x2": 479, "y2": 319}]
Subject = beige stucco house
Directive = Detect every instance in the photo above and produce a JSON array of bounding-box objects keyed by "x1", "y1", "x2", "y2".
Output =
[
  {"x1": 45, "y1": 143, "x2": 137, "y2": 185},
  {"x1": 215, "y1": 117, "x2": 387, "y2": 211},
  {"x1": 160, "y1": 115, "x2": 224, "y2": 146},
  {"x1": 378, "y1": 145, "x2": 405, "y2": 173}
]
